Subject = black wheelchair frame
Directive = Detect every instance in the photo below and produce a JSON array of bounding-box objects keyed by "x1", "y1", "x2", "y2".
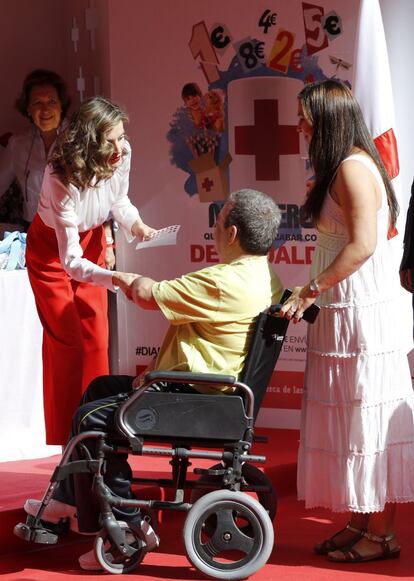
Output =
[{"x1": 14, "y1": 301, "x2": 316, "y2": 579}]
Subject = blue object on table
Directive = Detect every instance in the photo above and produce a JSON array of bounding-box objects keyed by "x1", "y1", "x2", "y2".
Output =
[{"x1": 0, "y1": 231, "x2": 27, "y2": 270}]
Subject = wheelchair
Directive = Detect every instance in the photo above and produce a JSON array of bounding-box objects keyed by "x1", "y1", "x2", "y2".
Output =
[{"x1": 15, "y1": 301, "x2": 316, "y2": 579}]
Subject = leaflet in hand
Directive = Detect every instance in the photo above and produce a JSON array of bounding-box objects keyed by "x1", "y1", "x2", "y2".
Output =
[{"x1": 135, "y1": 225, "x2": 181, "y2": 250}]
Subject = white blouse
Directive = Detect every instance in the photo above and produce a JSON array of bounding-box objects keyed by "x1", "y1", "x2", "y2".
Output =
[
  {"x1": 0, "y1": 125, "x2": 63, "y2": 222},
  {"x1": 37, "y1": 141, "x2": 140, "y2": 291}
]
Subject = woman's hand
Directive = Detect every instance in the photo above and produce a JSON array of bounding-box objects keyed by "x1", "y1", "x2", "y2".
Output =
[
  {"x1": 131, "y1": 220, "x2": 157, "y2": 241},
  {"x1": 105, "y1": 246, "x2": 116, "y2": 270},
  {"x1": 279, "y1": 285, "x2": 317, "y2": 323},
  {"x1": 112, "y1": 271, "x2": 139, "y2": 298}
]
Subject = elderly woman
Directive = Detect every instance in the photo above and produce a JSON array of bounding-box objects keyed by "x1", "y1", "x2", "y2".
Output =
[
  {"x1": 0, "y1": 69, "x2": 70, "y2": 230},
  {"x1": 281, "y1": 80, "x2": 414, "y2": 563},
  {"x1": 26, "y1": 96, "x2": 156, "y2": 445}
]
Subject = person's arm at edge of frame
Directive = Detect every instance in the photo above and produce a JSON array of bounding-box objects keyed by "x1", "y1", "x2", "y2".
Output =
[{"x1": 399, "y1": 179, "x2": 414, "y2": 292}]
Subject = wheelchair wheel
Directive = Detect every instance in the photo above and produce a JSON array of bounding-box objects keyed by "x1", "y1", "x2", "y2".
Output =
[
  {"x1": 94, "y1": 522, "x2": 145, "y2": 574},
  {"x1": 191, "y1": 463, "x2": 277, "y2": 522},
  {"x1": 183, "y1": 489, "x2": 274, "y2": 580}
]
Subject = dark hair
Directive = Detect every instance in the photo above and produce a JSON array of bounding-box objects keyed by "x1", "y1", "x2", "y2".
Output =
[
  {"x1": 225, "y1": 189, "x2": 281, "y2": 255},
  {"x1": 181, "y1": 82, "x2": 202, "y2": 100},
  {"x1": 15, "y1": 69, "x2": 71, "y2": 120},
  {"x1": 51, "y1": 96, "x2": 129, "y2": 189},
  {"x1": 299, "y1": 79, "x2": 398, "y2": 229}
]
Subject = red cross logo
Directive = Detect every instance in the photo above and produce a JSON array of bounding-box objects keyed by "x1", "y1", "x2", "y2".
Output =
[
  {"x1": 234, "y1": 99, "x2": 299, "y2": 181},
  {"x1": 202, "y1": 176, "x2": 214, "y2": 192}
]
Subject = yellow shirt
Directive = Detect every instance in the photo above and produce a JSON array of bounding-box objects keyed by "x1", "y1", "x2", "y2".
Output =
[{"x1": 152, "y1": 256, "x2": 283, "y2": 392}]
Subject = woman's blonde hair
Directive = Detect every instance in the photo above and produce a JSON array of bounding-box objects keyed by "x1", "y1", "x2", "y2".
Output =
[{"x1": 51, "y1": 96, "x2": 129, "y2": 189}]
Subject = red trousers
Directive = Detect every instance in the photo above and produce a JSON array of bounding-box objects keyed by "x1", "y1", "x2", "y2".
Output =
[{"x1": 26, "y1": 215, "x2": 109, "y2": 445}]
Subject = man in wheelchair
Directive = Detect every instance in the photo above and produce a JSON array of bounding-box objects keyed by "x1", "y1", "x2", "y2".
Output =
[{"x1": 22, "y1": 188, "x2": 283, "y2": 572}]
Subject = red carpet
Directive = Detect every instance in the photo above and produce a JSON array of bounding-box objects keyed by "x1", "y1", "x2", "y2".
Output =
[{"x1": 1, "y1": 429, "x2": 413, "y2": 580}]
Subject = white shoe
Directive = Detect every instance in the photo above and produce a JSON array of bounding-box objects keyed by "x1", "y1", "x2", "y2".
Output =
[{"x1": 24, "y1": 498, "x2": 79, "y2": 532}]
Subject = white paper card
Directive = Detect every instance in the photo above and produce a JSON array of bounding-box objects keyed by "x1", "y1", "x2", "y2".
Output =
[{"x1": 135, "y1": 225, "x2": 181, "y2": 250}]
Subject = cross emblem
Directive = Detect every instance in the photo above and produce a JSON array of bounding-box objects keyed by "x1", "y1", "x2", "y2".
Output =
[
  {"x1": 234, "y1": 99, "x2": 299, "y2": 181},
  {"x1": 202, "y1": 177, "x2": 214, "y2": 192}
]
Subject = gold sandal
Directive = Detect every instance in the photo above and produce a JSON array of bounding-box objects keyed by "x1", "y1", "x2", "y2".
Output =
[
  {"x1": 314, "y1": 522, "x2": 366, "y2": 555},
  {"x1": 327, "y1": 531, "x2": 401, "y2": 562}
]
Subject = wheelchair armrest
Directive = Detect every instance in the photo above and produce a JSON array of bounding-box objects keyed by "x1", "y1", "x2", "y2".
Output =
[
  {"x1": 144, "y1": 370, "x2": 237, "y2": 386},
  {"x1": 115, "y1": 371, "x2": 256, "y2": 443},
  {"x1": 142, "y1": 371, "x2": 255, "y2": 418}
]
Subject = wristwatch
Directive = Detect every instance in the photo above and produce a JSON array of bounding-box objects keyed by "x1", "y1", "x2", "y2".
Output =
[{"x1": 309, "y1": 278, "x2": 321, "y2": 297}]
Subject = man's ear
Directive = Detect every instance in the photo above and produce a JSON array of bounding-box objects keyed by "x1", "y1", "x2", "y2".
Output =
[{"x1": 228, "y1": 224, "x2": 238, "y2": 245}]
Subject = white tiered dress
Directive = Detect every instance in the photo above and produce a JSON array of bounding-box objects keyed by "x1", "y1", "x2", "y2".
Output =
[{"x1": 298, "y1": 154, "x2": 414, "y2": 513}]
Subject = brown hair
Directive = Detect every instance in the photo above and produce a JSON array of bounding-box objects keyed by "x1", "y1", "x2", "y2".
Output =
[
  {"x1": 299, "y1": 79, "x2": 398, "y2": 229},
  {"x1": 16, "y1": 69, "x2": 71, "y2": 120},
  {"x1": 51, "y1": 96, "x2": 129, "y2": 190}
]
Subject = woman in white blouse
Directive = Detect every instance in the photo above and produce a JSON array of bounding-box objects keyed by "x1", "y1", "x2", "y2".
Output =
[
  {"x1": 0, "y1": 69, "x2": 70, "y2": 230},
  {"x1": 26, "y1": 96, "x2": 155, "y2": 445}
]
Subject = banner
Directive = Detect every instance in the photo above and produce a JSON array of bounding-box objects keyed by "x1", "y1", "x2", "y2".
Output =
[{"x1": 115, "y1": 0, "x2": 379, "y2": 429}]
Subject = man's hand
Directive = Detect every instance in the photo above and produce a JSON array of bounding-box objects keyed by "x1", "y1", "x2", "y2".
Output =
[
  {"x1": 112, "y1": 271, "x2": 139, "y2": 298},
  {"x1": 129, "y1": 276, "x2": 159, "y2": 309},
  {"x1": 112, "y1": 272, "x2": 159, "y2": 309}
]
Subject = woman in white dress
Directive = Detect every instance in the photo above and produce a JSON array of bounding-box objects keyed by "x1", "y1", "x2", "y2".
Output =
[{"x1": 281, "y1": 79, "x2": 414, "y2": 562}]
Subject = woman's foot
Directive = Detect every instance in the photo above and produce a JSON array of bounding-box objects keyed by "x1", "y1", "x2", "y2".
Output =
[
  {"x1": 327, "y1": 531, "x2": 401, "y2": 562},
  {"x1": 314, "y1": 522, "x2": 366, "y2": 555}
]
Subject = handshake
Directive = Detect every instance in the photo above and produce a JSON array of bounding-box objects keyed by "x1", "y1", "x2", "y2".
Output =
[{"x1": 112, "y1": 271, "x2": 157, "y2": 309}]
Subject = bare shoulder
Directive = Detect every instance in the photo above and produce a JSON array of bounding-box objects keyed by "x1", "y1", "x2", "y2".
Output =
[
  {"x1": 340, "y1": 152, "x2": 377, "y2": 178},
  {"x1": 332, "y1": 154, "x2": 381, "y2": 209},
  {"x1": 335, "y1": 154, "x2": 378, "y2": 190}
]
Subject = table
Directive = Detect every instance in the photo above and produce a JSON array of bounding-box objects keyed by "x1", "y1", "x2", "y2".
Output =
[{"x1": 0, "y1": 270, "x2": 60, "y2": 461}]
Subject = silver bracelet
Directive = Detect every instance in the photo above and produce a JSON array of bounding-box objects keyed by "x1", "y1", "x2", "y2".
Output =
[{"x1": 309, "y1": 278, "x2": 321, "y2": 297}]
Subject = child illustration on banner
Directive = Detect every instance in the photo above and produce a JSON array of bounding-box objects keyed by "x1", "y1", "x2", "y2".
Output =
[
  {"x1": 182, "y1": 82, "x2": 223, "y2": 160},
  {"x1": 167, "y1": 81, "x2": 228, "y2": 197},
  {"x1": 181, "y1": 82, "x2": 205, "y2": 129}
]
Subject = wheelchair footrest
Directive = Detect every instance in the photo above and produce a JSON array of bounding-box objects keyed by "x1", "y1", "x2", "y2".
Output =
[{"x1": 14, "y1": 521, "x2": 59, "y2": 544}]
